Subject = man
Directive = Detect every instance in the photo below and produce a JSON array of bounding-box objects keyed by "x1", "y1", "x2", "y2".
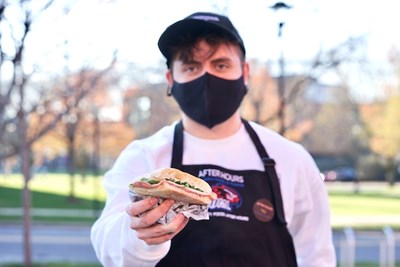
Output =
[{"x1": 91, "y1": 12, "x2": 336, "y2": 267}]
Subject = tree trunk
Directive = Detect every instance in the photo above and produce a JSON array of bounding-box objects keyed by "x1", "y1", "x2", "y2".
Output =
[
  {"x1": 18, "y1": 109, "x2": 33, "y2": 267},
  {"x1": 67, "y1": 136, "x2": 76, "y2": 202},
  {"x1": 92, "y1": 114, "x2": 101, "y2": 216},
  {"x1": 22, "y1": 178, "x2": 32, "y2": 266},
  {"x1": 386, "y1": 158, "x2": 396, "y2": 187}
]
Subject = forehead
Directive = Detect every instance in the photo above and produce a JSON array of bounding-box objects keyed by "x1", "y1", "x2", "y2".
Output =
[
  {"x1": 197, "y1": 40, "x2": 238, "y2": 58},
  {"x1": 175, "y1": 39, "x2": 242, "y2": 64}
]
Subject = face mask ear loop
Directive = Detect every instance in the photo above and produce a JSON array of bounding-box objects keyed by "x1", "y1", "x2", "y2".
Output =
[{"x1": 167, "y1": 86, "x2": 172, "y2": 96}]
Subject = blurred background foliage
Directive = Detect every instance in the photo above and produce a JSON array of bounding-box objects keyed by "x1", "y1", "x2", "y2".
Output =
[{"x1": 0, "y1": 1, "x2": 399, "y2": 184}]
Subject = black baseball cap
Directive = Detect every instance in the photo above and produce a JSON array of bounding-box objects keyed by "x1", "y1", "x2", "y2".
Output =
[{"x1": 158, "y1": 12, "x2": 246, "y2": 63}]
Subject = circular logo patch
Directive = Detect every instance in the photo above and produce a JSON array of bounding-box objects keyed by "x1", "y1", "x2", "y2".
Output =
[{"x1": 253, "y1": 199, "x2": 274, "y2": 222}]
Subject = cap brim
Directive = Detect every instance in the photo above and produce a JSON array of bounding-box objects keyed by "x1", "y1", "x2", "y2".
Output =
[{"x1": 158, "y1": 19, "x2": 243, "y2": 61}]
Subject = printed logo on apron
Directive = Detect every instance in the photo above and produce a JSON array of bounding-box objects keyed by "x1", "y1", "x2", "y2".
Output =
[
  {"x1": 253, "y1": 198, "x2": 275, "y2": 222},
  {"x1": 198, "y1": 168, "x2": 249, "y2": 222}
]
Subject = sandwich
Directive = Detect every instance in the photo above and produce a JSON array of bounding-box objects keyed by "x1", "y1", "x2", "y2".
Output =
[
  {"x1": 129, "y1": 167, "x2": 217, "y2": 205},
  {"x1": 129, "y1": 168, "x2": 217, "y2": 224}
]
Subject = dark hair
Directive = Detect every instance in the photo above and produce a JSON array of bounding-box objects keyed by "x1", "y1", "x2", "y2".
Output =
[{"x1": 166, "y1": 28, "x2": 245, "y2": 69}]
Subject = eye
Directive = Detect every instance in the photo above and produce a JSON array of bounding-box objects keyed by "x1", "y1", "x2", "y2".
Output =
[
  {"x1": 185, "y1": 66, "x2": 197, "y2": 72},
  {"x1": 181, "y1": 64, "x2": 199, "y2": 74},
  {"x1": 216, "y1": 63, "x2": 228, "y2": 70},
  {"x1": 214, "y1": 59, "x2": 231, "y2": 72}
]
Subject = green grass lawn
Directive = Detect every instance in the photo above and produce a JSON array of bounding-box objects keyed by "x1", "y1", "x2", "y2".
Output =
[
  {"x1": 0, "y1": 173, "x2": 106, "y2": 223},
  {"x1": 1, "y1": 173, "x2": 400, "y2": 229},
  {"x1": 327, "y1": 182, "x2": 400, "y2": 229},
  {"x1": 0, "y1": 173, "x2": 107, "y2": 201}
]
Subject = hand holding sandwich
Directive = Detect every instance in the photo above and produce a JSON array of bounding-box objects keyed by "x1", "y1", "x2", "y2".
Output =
[
  {"x1": 126, "y1": 168, "x2": 216, "y2": 245},
  {"x1": 126, "y1": 197, "x2": 189, "y2": 245}
]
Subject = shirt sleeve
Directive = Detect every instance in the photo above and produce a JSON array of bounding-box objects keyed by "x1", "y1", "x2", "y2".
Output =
[
  {"x1": 90, "y1": 141, "x2": 171, "y2": 267},
  {"x1": 288, "y1": 151, "x2": 337, "y2": 267}
]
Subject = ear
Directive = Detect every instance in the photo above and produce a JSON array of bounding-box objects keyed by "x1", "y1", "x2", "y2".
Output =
[
  {"x1": 166, "y1": 70, "x2": 173, "y2": 87},
  {"x1": 243, "y1": 62, "x2": 250, "y2": 85}
]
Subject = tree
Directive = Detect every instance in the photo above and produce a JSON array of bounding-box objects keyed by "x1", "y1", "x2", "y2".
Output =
[
  {"x1": 359, "y1": 47, "x2": 400, "y2": 185},
  {"x1": 1, "y1": 2, "x2": 56, "y2": 265},
  {"x1": 364, "y1": 96, "x2": 400, "y2": 185},
  {"x1": 59, "y1": 67, "x2": 116, "y2": 201},
  {"x1": 241, "y1": 59, "x2": 280, "y2": 128},
  {"x1": 242, "y1": 37, "x2": 368, "y2": 139},
  {"x1": 0, "y1": 1, "x2": 116, "y2": 265}
]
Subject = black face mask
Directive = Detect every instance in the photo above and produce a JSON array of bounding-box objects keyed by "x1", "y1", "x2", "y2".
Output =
[{"x1": 170, "y1": 72, "x2": 247, "y2": 128}]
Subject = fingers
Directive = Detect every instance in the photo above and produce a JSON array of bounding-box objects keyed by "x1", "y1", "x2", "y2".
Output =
[
  {"x1": 126, "y1": 197, "x2": 190, "y2": 245},
  {"x1": 126, "y1": 197, "x2": 158, "y2": 218},
  {"x1": 137, "y1": 213, "x2": 190, "y2": 245},
  {"x1": 127, "y1": 198, "x2": 176, "y2": 229},
  {"x1": 170, "y1": 214, "x2": 189, "y2": 237}
]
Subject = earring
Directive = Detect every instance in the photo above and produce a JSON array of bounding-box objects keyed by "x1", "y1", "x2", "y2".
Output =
[{"x1": 167, "y1": 86, "x2": 172, "y2": 96}]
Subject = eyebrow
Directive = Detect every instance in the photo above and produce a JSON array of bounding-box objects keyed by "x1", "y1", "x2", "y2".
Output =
[
  {"x1": 188, "y1": 55, "x2": 232, "y2": 64},
  {"x1": 182, "y1": 59, "x2": 200, "y2": 65},
  {"x1": 210, "y1": 57, "x2": 232, "y2": 64}
]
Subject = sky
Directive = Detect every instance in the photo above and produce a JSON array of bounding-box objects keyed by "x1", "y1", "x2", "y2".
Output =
[{"x1": 22, "y1": 0, "x2": 400, "y2": 99}]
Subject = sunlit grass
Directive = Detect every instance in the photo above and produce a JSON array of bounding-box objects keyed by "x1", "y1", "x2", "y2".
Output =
[
  {"x1": 0, "y1": 173, "x2": 107, "y2": 201},
  {"x1": 327, "y1": 182, "x2": 400, "y2": 229},
  {"x1": 0, "y1": 173, "x2": 106, "y2": 223},
  {"x1": 329, "y1": 193, "x2": 400, "y2": 215}
]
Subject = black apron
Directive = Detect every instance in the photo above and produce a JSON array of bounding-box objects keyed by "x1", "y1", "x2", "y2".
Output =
[{"x1": 156, "y1": 120, "x2": 297, "y2": 267}]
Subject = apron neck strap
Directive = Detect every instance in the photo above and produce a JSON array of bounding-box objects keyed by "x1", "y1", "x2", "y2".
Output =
[
  {"x1": 242, "y1": 119, "x2": 273, "y2": 166},
  {"x1": 242, "y1": 119, "x2": 287, "y2": 224},
  {"x1": 171, "y1": 121, "x2": 184, "y2": 169}
]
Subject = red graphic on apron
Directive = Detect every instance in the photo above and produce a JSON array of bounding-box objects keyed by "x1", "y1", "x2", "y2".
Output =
[{"x1": 210, "y1": 185, "x2": 242, "y2": 211}]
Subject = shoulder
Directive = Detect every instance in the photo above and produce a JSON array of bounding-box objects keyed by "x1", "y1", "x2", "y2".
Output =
[
  {"x1": 247, "y1": 121, "x2": 318, "y2": 171},
  {"x1": 248, "y1": 121, "x2": 305, "y2": 154}
]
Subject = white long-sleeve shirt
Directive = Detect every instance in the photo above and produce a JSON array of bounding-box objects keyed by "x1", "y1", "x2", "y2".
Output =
[{"x1": 91, "y1": 121, "x2": 336, "y2": 267}]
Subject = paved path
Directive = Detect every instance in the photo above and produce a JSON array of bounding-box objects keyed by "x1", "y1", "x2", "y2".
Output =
[
  {"x1": 3, "y1": 206, "x2": 400, "y2": 228},
  {"x1": 1, "y1": 222, "x2": 400, "y2": 265},
  {"x1": 0, "y1": 223, "x2": 99, "y2": 265}
]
